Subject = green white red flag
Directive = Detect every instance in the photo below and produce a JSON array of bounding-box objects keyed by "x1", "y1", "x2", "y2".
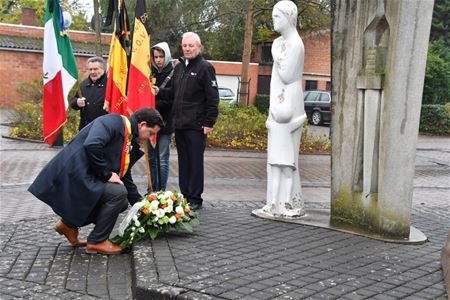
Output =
[{"x1": 42, "y1": 0, "x2": 78, "y2": 145}]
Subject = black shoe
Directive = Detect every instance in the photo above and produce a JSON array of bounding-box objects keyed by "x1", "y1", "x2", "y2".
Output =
[{"x1": 190, "y1": 203, "x2": 203, "y2": 210}]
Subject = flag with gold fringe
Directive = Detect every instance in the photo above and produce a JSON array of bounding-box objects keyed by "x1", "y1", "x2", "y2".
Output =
[
  {"x1": 103, "y1": 0, "x2": 129, "y2": 115},
  {"x1": 127, "y1": 0, "x2": 155, "y2": 115}
]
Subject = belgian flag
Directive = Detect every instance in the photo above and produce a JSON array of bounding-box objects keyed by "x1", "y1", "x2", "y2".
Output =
[
  {"x1": 127, "y1": 0, "x2": 154, "y2": 114},
  {"x1": 103, "y1": 0, "x2": 129, "y2": 115}
]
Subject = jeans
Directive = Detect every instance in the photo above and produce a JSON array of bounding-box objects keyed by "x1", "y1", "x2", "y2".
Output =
[{"x1": 148, "y1": 133, "x2": 172, "y2": 192}]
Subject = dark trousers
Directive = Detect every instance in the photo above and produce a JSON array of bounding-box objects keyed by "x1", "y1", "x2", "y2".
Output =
[
  {"x1": 63, "y1": 182, "x2": 128, "y2": 244},
  {"x1": 175, "y1": 129, "x2": 206, "y2": 205}
]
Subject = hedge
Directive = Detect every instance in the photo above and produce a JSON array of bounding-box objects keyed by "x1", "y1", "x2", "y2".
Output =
[
  {"x1": 255, "y1": 94, "x2": 269, "y2": 113},
  {"x1": 419, "y1": 104, "x2": 450, "y2": 135}
]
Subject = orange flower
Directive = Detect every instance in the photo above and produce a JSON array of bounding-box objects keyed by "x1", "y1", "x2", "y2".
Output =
[
  {"x1": 147, "y1": 194, "x2": 157, "y2": 201},
  {"x1": 143, "y1": 208, "x2": 149, "y2": 215},
  {"x1": 162, "y1": 204, "x2": 167, "y2": 209},
  {"x1": 175, "y1": 213, "x2": 182, "y2": 220},
  {"x1": 185, "y1": 207, "x2": 191, "y2": 214},
  {"x1": 171, "y1": 195, "x2": 177, "y2": 201}
]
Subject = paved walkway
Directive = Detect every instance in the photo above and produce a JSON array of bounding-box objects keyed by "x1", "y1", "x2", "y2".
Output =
[{"x1": 0, "y1": 110, "x2": 449, "y2": 299}]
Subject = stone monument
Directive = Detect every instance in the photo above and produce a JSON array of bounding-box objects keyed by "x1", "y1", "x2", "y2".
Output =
[
  {"x1": 331, "y1": 0, "x2": 434, "y2": 239},
  {"x1": 256, "y1": 0, "x2": 307, "y2": 218}
]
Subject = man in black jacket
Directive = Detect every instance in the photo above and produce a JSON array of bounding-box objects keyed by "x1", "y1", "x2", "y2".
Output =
[
  {"x1": 71, "y1": 56, "x2": 108, "y2": 131},
  {"x1": 29, "y1": 108, "x2": 164, "y2": 254},
  {"x1": 158, "y1": 32, "x2": 219, "y2": 210}
]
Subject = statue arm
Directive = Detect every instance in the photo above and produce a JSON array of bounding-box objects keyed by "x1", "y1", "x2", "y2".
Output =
[{"x1": 289, "y1": 113, "x2": 307, "y2": 132}]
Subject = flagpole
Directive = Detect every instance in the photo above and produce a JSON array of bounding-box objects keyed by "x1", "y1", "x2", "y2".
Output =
[
  {"x1": 77, "y1": 80, "x2": 83, "y2": 98},
  {"x1": 143, "y1": 140, "x2": 154, "y2": 192}
]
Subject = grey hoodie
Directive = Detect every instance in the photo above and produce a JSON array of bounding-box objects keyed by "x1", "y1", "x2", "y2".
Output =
[{"x1": 151, "y1": 42, "x2": 172, "y2": 71}]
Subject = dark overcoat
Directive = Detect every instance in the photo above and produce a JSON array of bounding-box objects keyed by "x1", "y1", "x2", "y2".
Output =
[
  {"x1": 70, "y1": 73, "x2": 108, "y2": 130},
  {"x1": 28, "y1": 114, "x2": 143, "y2": 227}
]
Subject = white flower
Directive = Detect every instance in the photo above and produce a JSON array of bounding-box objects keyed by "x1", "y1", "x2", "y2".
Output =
[
  {"x1": 155, "y1": 209, "x2": 165, "y2": 218},
  {"x1": 138, "y1": 227, "x2": 145, "y2": 233},
  {"x1": 167, "y1": 199, "x2": 174, "y2": 207},
  {"x1": 131, "y1": 226, "x2": 136, "y2": 231},
  {"x1": 150, "y1": 200, "x2": 159, "y2": 209},
  {"x1": 169, "y1": 216, "x2": 177, "y2": 224},
  {"x1": 164, "y1": 205, "x2": 173, "y2": 213},
  {"x1": 132, "y1": 215, "x2": 138, "y2": 221},
  {"x1": 134, "y1": 220, "x2": 141, "y2": 227},
  {"x1": 175, "y1": 206, "x2": 184, "y2": 214},
  {"x1": 164, "y1": 191, "x2": 174, "y2": 198}
]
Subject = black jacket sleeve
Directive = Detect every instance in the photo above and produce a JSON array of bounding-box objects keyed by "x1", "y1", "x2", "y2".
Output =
[{"x1": 201, "y1": 63, "x2": 219, "y2": 128}]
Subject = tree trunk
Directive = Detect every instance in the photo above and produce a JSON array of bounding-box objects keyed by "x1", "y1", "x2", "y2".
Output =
[
  {"x1": 93, "y1": 0, "x2": 102, "y2": 57},
  {"x1": 239, "y1": 0, "x2": 254, "y2": 106}
]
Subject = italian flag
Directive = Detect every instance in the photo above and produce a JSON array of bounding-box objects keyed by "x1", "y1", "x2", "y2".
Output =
[{"x1": 42, "y1": 0, "x2": 78, "y2": 145}]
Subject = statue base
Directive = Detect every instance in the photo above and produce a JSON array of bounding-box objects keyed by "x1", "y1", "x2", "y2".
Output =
[{"x1": 252, "y1": 208, "x2": 427, "y2": 244}]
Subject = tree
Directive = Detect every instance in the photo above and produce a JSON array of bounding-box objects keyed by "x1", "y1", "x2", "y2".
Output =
[
  {"x1": 100, "y1": 0, "x2": 331, "y2": 62},
  {"x1": 429, "y1": 0, "x2": 449, "y2": 48},
  {"x1": 422, "y1": 0, "x2": 450, "y2": 105},
  {"x1": 0, "y1": 0, "x2": 89, "y2": 30},
  {"x1": 239, "y1": 0, "x2": 254, "y2": 105},
  {"x1": 423, "y1": 40, "x2": 450, "y2": 105}
]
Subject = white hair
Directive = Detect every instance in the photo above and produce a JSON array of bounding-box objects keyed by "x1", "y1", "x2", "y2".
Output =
[
  {"x1": 182, "y1": 32, "x2": 202, "y2": 45},
  {"x1": 87, "y1": 56, "x2": 106, "y2": 70}
]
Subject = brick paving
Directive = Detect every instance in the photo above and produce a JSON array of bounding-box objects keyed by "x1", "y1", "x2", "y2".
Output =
[{"x1": 0, "y1": 113, "x2": 449, "y2": 299}]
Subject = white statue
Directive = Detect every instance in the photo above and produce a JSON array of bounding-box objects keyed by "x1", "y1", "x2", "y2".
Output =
[{"x1": 264, "y1": 0, "x2": 306, "y2": 217}]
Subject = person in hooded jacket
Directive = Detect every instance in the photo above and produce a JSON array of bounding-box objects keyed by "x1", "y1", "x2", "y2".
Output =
[
  {"x1": 147, "y1": 42, "x2": 174, "y2": 192},
  {"x1": 71, "y1": 57, "x2": 108, "y2": 131}
]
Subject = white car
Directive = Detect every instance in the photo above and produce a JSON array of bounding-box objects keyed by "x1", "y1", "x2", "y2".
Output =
[{"x1": 218, "y1": 87, "x2": 237, "y2": 106}]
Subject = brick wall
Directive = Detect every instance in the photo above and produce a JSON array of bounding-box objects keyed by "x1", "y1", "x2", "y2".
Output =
[
  {"x1": 210, "y1": 61, "x2": 259, "y2": 105},
  {"x1": 254, "y1": 28, "x2": 331, "y2": 93},
  {"x1": 0, "y1": 23, "x2": 111, "y2": 107},
  {"x1": 0, "y1": 51, "x2": 91, "y2": 106},
  {"x1": 0, "y1": 23, "x2": 111, "y2": 44},
  {"x1": 302, "y1": 29, "x2": 331, "y2": 76}
]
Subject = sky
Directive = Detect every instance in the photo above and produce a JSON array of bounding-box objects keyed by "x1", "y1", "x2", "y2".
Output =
[{"x1": 76, "y1": 0, "x2": 94, "y2": 21}]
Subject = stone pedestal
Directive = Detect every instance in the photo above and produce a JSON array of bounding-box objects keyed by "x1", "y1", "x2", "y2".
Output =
[
  {"x1": 331, "y1": 0, "x2": 434, "y2": 239},
  {"x1": 442, "y1": 230, "x2": 450, "y2": 296}
]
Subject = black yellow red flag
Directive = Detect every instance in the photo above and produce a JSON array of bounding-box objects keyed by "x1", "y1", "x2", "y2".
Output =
[
  {"x1": 127, "y1": 0, "x2": 154, "y2": 115},
  {"x1": 104, "y1": 0, "x2": 129, "y2": 115}
]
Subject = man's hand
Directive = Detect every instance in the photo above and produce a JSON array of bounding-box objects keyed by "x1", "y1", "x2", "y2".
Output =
[
  {"x1": 108, "y1": 172, "x2": 123, "y2": 184},
  {"x1": 203, "y1": 126, "x2": 213, "y2": 135},
  {"x1": 77, "y1": 97, "x2": 86, "y2": 107}
]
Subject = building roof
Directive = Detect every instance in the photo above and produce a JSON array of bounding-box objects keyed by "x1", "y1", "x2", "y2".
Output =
[{"x1": 0, "y1": 34, "x2": 109, "y2": 56}]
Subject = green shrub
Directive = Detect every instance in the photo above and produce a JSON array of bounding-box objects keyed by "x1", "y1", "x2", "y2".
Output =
[
  {"x1": 208, "y1": 102, "x2": 331, "y2": 153},
  {"x1": 208, "y1": 102, "x2": 268, "y2": 150},
  {"x1": 9, "y1": 79, "x2": 80, "y2": 143},
  {"x1": 11, "y1": 80, "x2": 331, "y2": 152},
  {"x1": 419, "y1": 104, "x2": 450, "y2": 135},
  {"x1": 423, "y1": 40, "x2": 450, "y2": 105},
  {"x1": 255, "y1": 94, "x2": 270, "y2": 113}
]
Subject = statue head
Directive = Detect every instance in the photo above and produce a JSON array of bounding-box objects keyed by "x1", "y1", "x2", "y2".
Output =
[{"x1": 272, "y1": 0, "x2": 298, "y2": 32}]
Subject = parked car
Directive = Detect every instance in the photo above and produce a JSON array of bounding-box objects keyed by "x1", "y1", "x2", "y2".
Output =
[
  {"x1": 304, "y1": 90, "x2": 331, "y2": 125},
  {"x1": 219, "y1": 87, "x2": 237, "y2": 106}
]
